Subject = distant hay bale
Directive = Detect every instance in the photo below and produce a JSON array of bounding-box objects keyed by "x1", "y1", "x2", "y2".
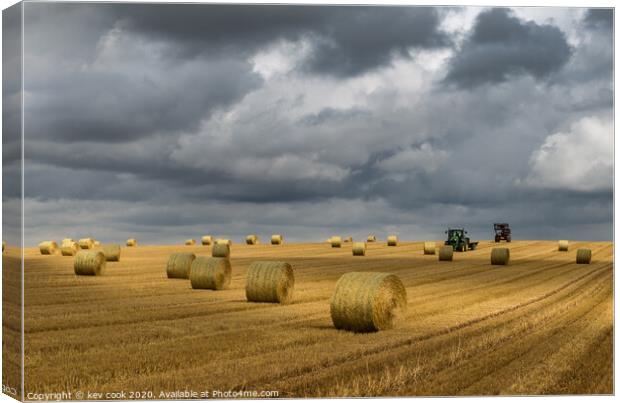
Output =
[
  {"x1": 62, "y1": 238, "x2": 74, "y2": 245},
  {"x1": 102, "y1": 244, "x2": 121, "y2": 262},
  {"x1": 185, "y1": 239, "x2": 196, "y2": 246},
  {"x1": 190, "y1": 257, "x2": 232, "y2": 290},
  {"x1": 438, "y1": 246, "x2": 453, "y2": 261},
  {"x1": 330, "y1": 272, "x2": 407, "y2": 332},
  {"x1": 166, "y1": 253, "x2": 196, "y2": 279},
  {"x1": 271, "y1": 234, "x2": 284, "y2": 245},
  {"x1": 201, "y1": 235, "x2": 214, "y2": 245},
  {"x1": 367, "y1": 235, "x2": 376, "y2": 242},
  {"x1": 352, "y1": 242, "x2": 367, "y2": 256},
  {"x1": 78, "y1": 238, "x2": 94, "y2": 249},
  {"x1": 246, "y1": 235, "x2": 259, "y2": 245},
  {"x1": 558, "y1": 240, "x2": 569, "y2": 251},
  {"x1": 576, "y1": 248, "x2": 592, "y2": 264},
  {"x1": 39, "y1": 241, "x2": 58, "y2": 255},
  {"x1": 74, "y1": 250, "x2": 106, "y2": 276},
  {"x1": 126, "y1": 238, "x2": 137, "y2": 247},
  {"x1": 93, "y1": 241, "x2": 101, "y2": 247},
  {"x1": 344, "y1": 236, "x2": 353, "y2": 243},
  {"x1": 331, "y1": 236, "x2": 342, "y2": 248},
  {"x1": 423, "y1": 242, "x2": 436, "y2": 255},
  {"x1": 387, "y1": 235, "x2": 398, "y2": 246},
  {"x1": 491, "y1": 248, "x2": 510, "y2": 265},
  {"x1": 215, "y1": 239, "x2": 232, "y2": 246},
  {"x1": 245, "y1": 261, "x2": 294, "y2": 304},
  {"x1": 60, "y1": 241, "x2": 79, "y2": 256},
  {"x1": 212, "y1": 242, "x2": 231, "y2": 258}
]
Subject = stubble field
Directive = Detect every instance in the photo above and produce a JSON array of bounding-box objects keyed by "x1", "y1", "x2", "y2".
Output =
[{"x1": 14, "y1": 240, "x2": 614, "y2": 397}]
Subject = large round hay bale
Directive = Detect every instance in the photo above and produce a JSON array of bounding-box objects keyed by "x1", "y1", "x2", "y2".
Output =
[
  {"x1": 491, "y1": 248, "x2": 510, "y2": 265},
  {"x1": 60, "y1": 241, "x2": 79, "y2": 256},
  {"x1": 558, "y1": 240, "x2": 569, "y2": 251},
  {"x1": 212, "y1": 242, "x2": 230, "y2": 258},
  {"x1": 331, "y1": 236, "x2": 342, "y2": 248},
  {"x1": 352, "y1": 242, "x2": 366, "y2": 256},
  {"x1": 245, "y1": 261, "x2": 294, "y2": 304},
  {"x1": 438, "y1": 245, "x2": 453, "y2": 261},
  {"x1": 215, "y1": 239, "x2": 232, "y2": 246},
  {"x1": 74, "y1": 250, "x2": 106, "y2": 276},
  {"x1": 367, "y1": 235, "x2": 376, "y2": 242},
  {"x1": 330, "y1": 272, "x2": 407, "y2": 332},
  {"x1": 39, "y1": 241, "x2": 58, "y2": 255},
  {"x1": 246, "y1": 234, "x2": 259, "y2": 245},
  {"x1": 166, "y1": 253, "x2": 196, "y2": 279},
  {"x1": 190, "y1": 257, "x2": 232, "y2": 290},
  {"x1": 576, "y1": 248, "x2": 592, "y2": 264},
  {"x1": 423, "y1": 242, "x2": 436, "y2": 255},
  {"x1": 185, "y1": 239, "x2": 196, "y2": 246},
  {"x1": 78, "y1": 238, "x2": 94, "y2": 249},
  {"x1": 102, "y1": 244, "x2": 121, "y2": 262},
  {"x1": 201, "y1": 235, "x2": 214, "y2": 245},
  {"x1": 387, "y1": 235, "x2": 398, "y2": 246},
  {"x1": 271, "y1": 234, "x2": 283, "y2": 245},
  {"x1": 126, "y1": 238, "x2": 137, "y2": 247}
]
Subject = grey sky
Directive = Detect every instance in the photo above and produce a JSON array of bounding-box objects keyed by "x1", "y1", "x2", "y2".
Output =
[{"x1": 9, "y1": 3, "x2": 613, "y2": 245}]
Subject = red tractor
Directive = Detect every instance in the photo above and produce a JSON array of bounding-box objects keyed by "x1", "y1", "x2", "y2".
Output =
[{"x1": 494, "y1": 223, "x2": 511, "y2": 242}]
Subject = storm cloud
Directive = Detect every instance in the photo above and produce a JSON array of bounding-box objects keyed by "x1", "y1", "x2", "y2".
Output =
[
  {"x1": 444, "y1": 8, "x2": 572, "y2": 87},
  {"x1": 13, "y1": 4, "x2": 614, "y2": 245}
]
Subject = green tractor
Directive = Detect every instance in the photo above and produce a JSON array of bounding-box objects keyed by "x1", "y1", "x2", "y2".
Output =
[{"x1": 445, "y1": 228, "x2": 478, "y2": 252}]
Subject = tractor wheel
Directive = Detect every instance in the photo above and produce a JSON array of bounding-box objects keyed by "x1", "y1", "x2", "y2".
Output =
[
  {"x1": 495, "y1": 236, "x2": 500, "y2": 243},
  {"x1": 507, "y1": 236, "x2": 511, "y2": 243}
]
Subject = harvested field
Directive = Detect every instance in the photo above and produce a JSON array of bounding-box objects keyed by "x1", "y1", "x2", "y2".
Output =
[{"x1": 17, "y1": 240, "x2": 613, "y2": 397}]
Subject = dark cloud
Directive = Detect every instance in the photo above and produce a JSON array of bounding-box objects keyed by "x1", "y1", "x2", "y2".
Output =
[
  {"x1": 444, "y1": 8, "x2": 572, "y2": 87},
  {"x1": 583, "y1": 8, "x2": 613, "y2": 30}
]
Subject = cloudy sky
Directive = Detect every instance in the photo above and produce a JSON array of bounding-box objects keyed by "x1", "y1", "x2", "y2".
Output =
[{"x1": 9, "y1": 3, "x2": 615, "y2": 245}]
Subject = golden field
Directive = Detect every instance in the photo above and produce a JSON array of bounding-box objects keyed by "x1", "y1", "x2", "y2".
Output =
[{"x1": 4, "y1": 240, "x2": 614, "y2": 397}]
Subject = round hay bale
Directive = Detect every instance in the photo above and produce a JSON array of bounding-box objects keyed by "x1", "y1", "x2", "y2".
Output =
[
  {"x1": 185, "y1": 239, "x2": 196, "y2": 246},
  {"x1": 78, "y1": 238, "x2": 94, "y2": 249},
  {"x1": 352, "y1": 242, "x2": 367, "y2": 256},
  {"x1": 245, "y1": 261, "x2": 294, "y2": 304},
  {"x1": 330, "y1": 272, "x2": 407, "y2": 332},
  {"x1": 102, "y1": 244, "x2": 121, "y2": 262},
  {"x1": 367, "y1": 235, "x2": 376, "y2": 242},
  {"x1": 39, "y1": 241, "x2": 58, "y2": 255},
  {"x1": 62, "y1": 238, "x2": 74, "y2": 245},
  {"x1": 190, "y1": 257, "x2": 232, "y2": 290},
  {"x1": 331, "y1": 236, "x2": 342, "y2": 248},
  {"x1": 423, "y1": 242, "x2": 436, "y2": 255},
  {"x1": 558, "y1": 240, "x2": 569, "y2": 251},
  {"x1": 201, "y1": 235, "x2": 214, "y2": 245},
  {"x1": 438, "y1": 245, "x2": 453, "y2": 261},
  {"x1": 491, "y1": 248, "x2": 510, "y2": 265},
  {"x1": 166, "y1": 253, "x2": 196, "y2": 279},
  {"x1": 344, "y1": 236, "x2": 353, "y2": 243},
  {"x1": 271, "y1": 234, "x2": 283, "y2": 245},
  {"x1": 215, "y1": 239, "x2": 232, "y2": 246},
  {"x1": 126, "y1": 238, "x2": 137, "y2": 247},
  {"x1": 212, "y1": 242, "x2": 231, "y2": 258},
  {"x1": 246, "y1": 234, "x2": 259, "y2": 245},
  {"x1": 387, "y1": 235, "x2": 398, "y2": 247},
  {"x1": 60, "y1": 241, "x2": 79, "y2": 256},
  {"x1": 74, "y1": 250, "x2": 106, "y2": 276},
  {"x1": 93, "y1": 241, "x2": 101, "y2": 247},
  {"x1": 2, "y1": 240, "x2": 5, "y2": 252},
  {"x1": 576, "y1": 248, "x2": 592, "y2": 264}
]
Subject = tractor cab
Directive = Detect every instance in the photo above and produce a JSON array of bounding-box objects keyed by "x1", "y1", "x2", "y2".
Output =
[{"x1": 493, "y1": 223, "x2": 512, "y2": 242}]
